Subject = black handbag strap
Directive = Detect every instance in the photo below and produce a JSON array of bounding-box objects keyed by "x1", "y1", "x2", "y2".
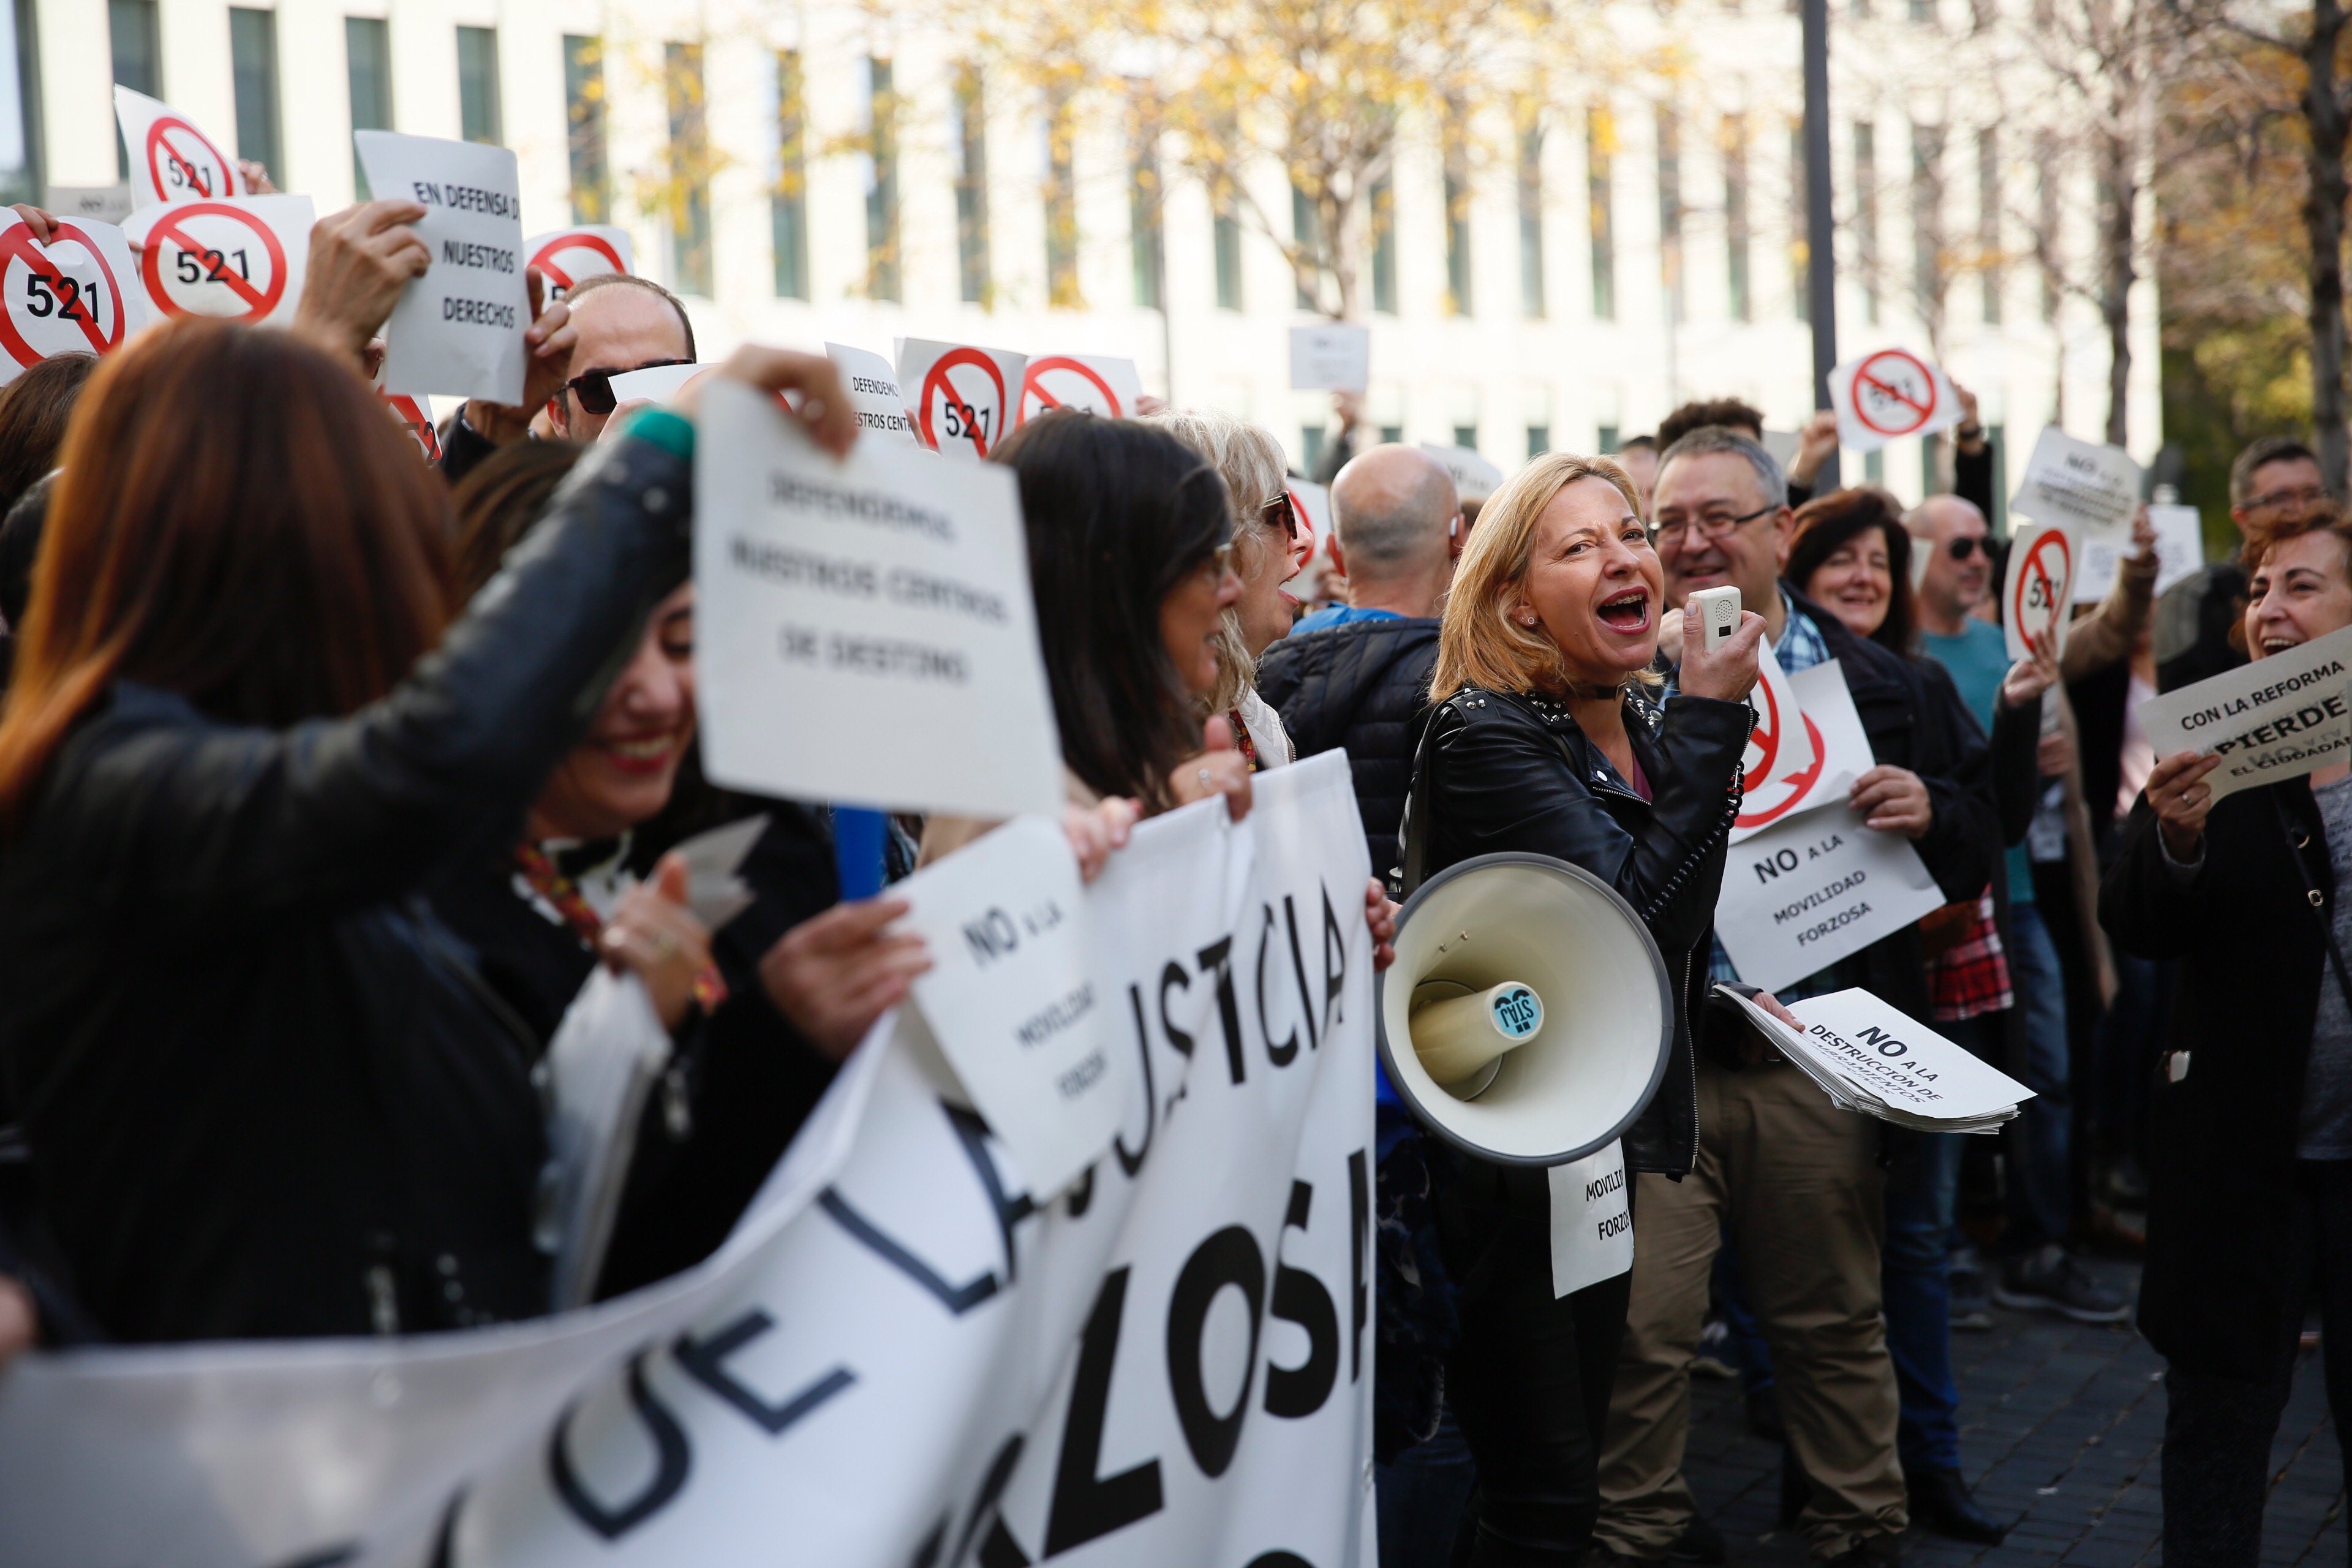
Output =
[{"x1": 2273, "y1": 791, "x2": 2352, "y2": 1017}]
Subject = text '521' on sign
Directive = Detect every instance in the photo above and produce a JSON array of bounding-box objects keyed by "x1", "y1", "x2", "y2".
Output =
[
  {"x1": 124, "y1": 195, "x2": 313, "y2": 328},
  {"x1": 0, "y1": 211, "x2": 147, "y2": 385},
  {"x1": 355, "y1": 131, "x2": 529, "y2": 404},
  {"x1": 694, "y1": 378, "x2": 1066, "y2": 819}
]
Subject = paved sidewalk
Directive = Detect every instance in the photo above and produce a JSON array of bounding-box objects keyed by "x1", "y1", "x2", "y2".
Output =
[{"x1": 1683, "y1": 1257, "x2": 2345, "y2": 1566}]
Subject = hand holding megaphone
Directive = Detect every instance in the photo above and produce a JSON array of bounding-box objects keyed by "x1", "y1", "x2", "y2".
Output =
[{"x1": 1678, "y1": 596, "x2": 1766, "y2": 703}]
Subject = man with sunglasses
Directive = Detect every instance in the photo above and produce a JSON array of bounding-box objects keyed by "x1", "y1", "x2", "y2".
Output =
[{"x1": 440, "y1": 271, "x2": 698, "y2": 484}]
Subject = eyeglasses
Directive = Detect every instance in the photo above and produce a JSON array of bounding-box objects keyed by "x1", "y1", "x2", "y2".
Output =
[
  {"x1": 2247, "y1": 483, "x2": 2328, "y2": 513},
  {"x1": 560, "y1": 359, "x2": 693, "y2": 417},
  {"x1": 1193, "y1": 542, "x2": 1237, "y2": 586},
  {"x1": 1262, "y1": 493, "x2": 1302, "y2": 544},
  {"x1": 1649, "y1": 502, "x2": 1776, "y2": 544},
  {"x1": 1947, "y1": 537, "x2": 1984, "y2": 562}
]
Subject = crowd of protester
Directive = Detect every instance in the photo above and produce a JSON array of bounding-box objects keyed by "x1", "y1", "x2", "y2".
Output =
[{"x1": 0, "y1": 188, "x2": 2341, "y2": 1568}]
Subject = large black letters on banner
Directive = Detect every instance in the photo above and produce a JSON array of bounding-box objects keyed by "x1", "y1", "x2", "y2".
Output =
[
  {"x1": 673, "y1": 1308, "x2": 855, "y2": 1436},
  {"x1": 1044, "y1": 1267, "x2": 1168, "y2": 1553},
  {"x1": 1115, "y1": 982, "x2": 1158, "y2": 1176},
  {"x1": 1348, "y1": 1148, "x2": 1370, "y2": 1381},
  {"x1": 1194, "y1": 936, "x2": 1246, "y2": 1086},
  {"x1": 1320, "y1": 882, "x2": 1349, "y2": 1040},
  {"x1": 547, "y1": 1350, "x2": 692, "y2": 1540},
  {"x1": 818, "y1": 1098, "x2": 1038, "y2": 1316},
  {"x1": 1283, "y1": 895, "x2": 1321, "y2": 1054},
  {"x1": 1166, "y1": 1225, "x2": 1268, "y2": 1477},
  {"x1": 1255, "y1": 904, "x2": 1300, "y2": 1068},
  {"x1": 1264, "y1": 1182, "x2": 1339, "y2": 1419}
]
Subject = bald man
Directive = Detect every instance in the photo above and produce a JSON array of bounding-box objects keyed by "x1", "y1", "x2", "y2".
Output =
[{"x1": 1258, "y1": 444, "x2": 1463, "y2": 882}]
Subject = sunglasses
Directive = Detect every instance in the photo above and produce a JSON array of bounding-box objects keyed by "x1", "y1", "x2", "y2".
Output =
[
  {"x1": 1262, "y1": 493, "x2": 1303, "y2": 544},
  {"x1": 561, "y1": 359, "x2": 693, "y2": 417},
  {"x1": 1947, "y1": 537, "x2": 1985, "y2": 562}
]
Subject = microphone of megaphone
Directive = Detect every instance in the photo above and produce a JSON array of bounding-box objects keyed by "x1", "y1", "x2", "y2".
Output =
[{"x1": 1377, "y1": 851, "x2": 1675, "y2": 1167}]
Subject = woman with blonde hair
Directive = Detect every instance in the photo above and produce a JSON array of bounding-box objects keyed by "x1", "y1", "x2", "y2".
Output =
[{"x1": 1397, "y1": 451, "x2": 1792, "y2": 1564}]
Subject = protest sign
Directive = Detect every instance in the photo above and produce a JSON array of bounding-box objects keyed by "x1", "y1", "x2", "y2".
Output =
[
  {"x1": 1420, "y1": 442, "x2": 1507, "y2": 502},
  {"x1": 43, "y1": 185, "x2": 132, "y2": 224},
  {"x1": 0, "y1": 211, "x2": 145, "y2": 384},
  {"x1": 889, "y1": 815, "x2": 1137, "y2": 1196},
  {"x1": 606, "y1": 361, "x2": 704, "y2": 407},
  {"x1": 113, "y1": 86, "x2": 245, "y2": 208},
  {"x1": 1730, "y1": 659, "x2": 1875, "y2": 844},
  {"x1": 2009, "y1": 426, "x2": 2142, "y2": 541},
  {"x1": 898, "y1": 337, "x2": 1026, "y2": 459},
  {"x1": 2073, "y1": 502, "x2": 2203, "y2": 604},
  {"x1": 382, "y1": 393, "x2": 440, "y2": 462},
  {"x1": 2003, "y1": 521, "x2": 2076, "y2": 660},
  {"x1": 523, "y1": 226, "x2": 634, "y2": 295},
  {"x1": 1548, "y1": 1140, "x2": 1634, "y2": 1298},
  {"x1": 1289, "y1": 323, "x2": 1371, "y2": 391},
  {"x1": 1828, "y1": 348, "x2": 1963, "y2": 453},
  {"x1": 0, "y1": 758, "x2": 1376, "y2": 1568},
  {"x1": 1019, "y1": 353, "x2": 1145, "y2": 421},
  {"x1": 1742, "y1": 642, "x2": 1817, "y2": 813},
  {"x1": 356, "y1": 132, "x2": 529, "y2": 404},
  {"x1": 826, "y1": 341, "x2": 919, "y2": 444},
  {"x1": 1716, "y1": 987, "x2": 2032, "y2": 1133},
  {"x1": 1714, "y1": 804, "x2": 1945, "y2": 992},
  {"x1": 694, "y1": 378, "x2": 1063, "y2": 820},
  {"x1": 124, "y1": 195, "x2": 312, "y2": 326},
  {"x1": 1288, "y1": 477, "x2": 1332, "y2": 548},
  {"x1": 2134, "y1": 622, "x2": 2352, "y2": 802}
]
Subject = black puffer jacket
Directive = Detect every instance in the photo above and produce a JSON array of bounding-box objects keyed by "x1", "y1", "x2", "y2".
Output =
[
  {"x1": 1418, "y1": 684, "x2": 1751, "y2": 1176},
  {"x1": 0, "y1": 434, "x2": 692, "y2": 1343},
  {"x1": 1257, "y1": 616, "x2": 1441, "y2": 883}
]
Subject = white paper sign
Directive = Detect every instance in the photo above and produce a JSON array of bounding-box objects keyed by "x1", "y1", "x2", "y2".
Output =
[
  {"x1": 1728, "y1": 658, "x2": 1875, "y2": 845},
  {"x1": 0, "y1": 757, "x2": 1376, "y2": 1568},
  {"x1": 1714, "y1": 804, "x2": 1946, "y2": 992},
  {"x1": 2134, "y1": 622, "x2": 2352, "y2": 803},
  {"x1": 606, "y1": 361, "x2": 704, "y2": 407},
  {"x1": 522, "y1": 225, "x2": 633, "y2": 295},
  {"x1": 1420, "y1": 442, "x2": 1507, "y2": 501},
  {"x1": 1289, "y1": 323, "x2": 1371, "y2": 391},
  {"x1": 356, "y1": 131, "x2": 529, "y2": 404},
  {"x1": 1743, "y1": 641, "x2": 1817, "y2": 811},
  {"x1": 2003, "y1": 521, "x2": 2077, "y2": 660},
  {"x1": 2010, "y1": 425, "x2": 2143, "y2": 541},
  {"x1": 1828, "y1": 347, "x2": 1963, "y2": 454},
  {"x1": 2074, "y1": 503, "x2": 2203, "y2": 604},
  {"x1": 112, "y1": 86, "x2": 246, "y2": 208},
  {"x1": 1548, "y1": 1139, "x2": 1634, "y2": 1298},
  {"x1": 43, "y1": 185, "x2": 133, "y2": 224},
  {"x1": 1019, "y1": 353, "x2": 1145, "y2": 422},
  {"x1": 123, "y1": 194, "x2": 312, "y2": 327},
  {"x1": 889, "y1": 815, "x2": 1135, "y2": 1196},
  {"x1": 1717, "y1": 985, "x2": 2032, "y2": 1131},
  {"x1": 897, "y1": 336, "x2": 1027, "y2": 459},
  {"x1": 826, "y1": 341, "x2": 919, "y2": 444},
  {"x1": 0, "y1": 211, "x2": 147, "y2": 384},
  {"x1": 695, "y1": 378, "x2": 1064, "y2": 820}
]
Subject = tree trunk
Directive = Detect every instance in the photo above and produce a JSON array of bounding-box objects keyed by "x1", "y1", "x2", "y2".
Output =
[
  {"x1": 2103, "y1": 126, "x2": 2136, "y2": 448},
  {"x1": 2304, "y1": 0, "x2": 2351, "y2": 492}
]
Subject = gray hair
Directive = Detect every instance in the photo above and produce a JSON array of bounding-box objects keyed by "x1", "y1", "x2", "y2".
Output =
[{"x1": 1656, "y1": 426, "x2": 1787, "y2": 511}]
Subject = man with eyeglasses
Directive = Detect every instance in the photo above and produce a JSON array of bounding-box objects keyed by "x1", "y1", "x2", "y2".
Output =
[
  {"x1": 2156, "y1": 436, "x2": 2329, "y2": 693},
  {"x1": 1591, "y1": 428, "x2": 1996, "y2": 1568},
  {"x1": 438, "y1": 272, "x2": 699, "y2": 485}
]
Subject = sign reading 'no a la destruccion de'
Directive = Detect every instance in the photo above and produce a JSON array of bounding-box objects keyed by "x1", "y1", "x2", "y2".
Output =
[{"x1": 695, "y1": 377, "x2": 1065, "y2": 819}]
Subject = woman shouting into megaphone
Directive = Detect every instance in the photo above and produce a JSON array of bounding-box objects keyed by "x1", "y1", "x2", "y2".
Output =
[{"x1": 1395, "y1": 453, "x2": 1796, "y2": 1566}]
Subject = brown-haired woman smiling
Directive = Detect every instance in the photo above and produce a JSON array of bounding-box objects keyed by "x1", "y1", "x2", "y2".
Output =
[{"x1": 1408, "y1": 453, "x2": 1790, "y2": 1565}]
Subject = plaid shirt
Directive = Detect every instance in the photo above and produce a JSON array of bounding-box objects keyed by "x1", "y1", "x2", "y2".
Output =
[{"x1": 1926, "y1": 891, "x2": 2013, "y2": 1021}]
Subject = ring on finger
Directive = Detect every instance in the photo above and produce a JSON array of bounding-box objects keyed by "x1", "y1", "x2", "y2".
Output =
[{"x1": 1197, "y1": 767, "x2": 1214, "y2": 791}]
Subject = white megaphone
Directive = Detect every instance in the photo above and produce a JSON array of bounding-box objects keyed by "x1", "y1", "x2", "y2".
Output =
[{"x1": 1376, "y1": 851, "x2": 1675, "y2": 1166}]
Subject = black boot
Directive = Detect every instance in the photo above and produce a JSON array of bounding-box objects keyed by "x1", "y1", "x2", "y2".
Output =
[{"x1": 1906, "y1": 1466, "x2": 2008, "y2": 1544}]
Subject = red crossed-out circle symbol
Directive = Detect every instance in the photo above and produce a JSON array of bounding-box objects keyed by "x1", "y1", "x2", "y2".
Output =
[
  {"x1": 0, "y1": 222, "x2": 127, "y2": 368},
  {"x1": 1735, "y1": 713, "x2": 1830, "y2": 832},
  {"x1": 1020, "y1": 355, "x2": 1123, "y2": 422},
  {"x1": 140, "y1": 203, "x2": 287, "y2": 323},
  {"x1": 1850, "y1": 349, "x2": 1939, "y2": 439},
  {"x1": 384, "y1": 394, "x2": 442, "y2": 462},
  {"x1": 526, "y1": 232, "x2": 627, "y2": 294},
  {"x1": 145, "y1": 117, "x2": 235, "y2": 203},
  {"x1": 919, "y1": 348, "x2": 1008, "y2": 456},
  {"x1": 2012, "y1": 527, "x2": 2071, "y2": 637},
  {"x1": 1746, "y1": 674, "x2": 1789, "y2": 783}
]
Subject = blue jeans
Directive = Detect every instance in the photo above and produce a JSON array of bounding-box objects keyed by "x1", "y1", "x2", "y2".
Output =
[
  {"x1": 1378, "y1": 1403, "x2": 1477, "y2": 1568},
  {"x1": 2004, "y1": 903, "x2": 2073, "y2": 1252},
  {"x1": 1883, "y1": 1130, "x2": 1966, "y2": 1472}
]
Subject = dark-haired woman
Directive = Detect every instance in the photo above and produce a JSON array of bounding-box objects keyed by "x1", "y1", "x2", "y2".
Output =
[{"x1": 0, "y1": 320, "x2": 857, "y2": 1342}]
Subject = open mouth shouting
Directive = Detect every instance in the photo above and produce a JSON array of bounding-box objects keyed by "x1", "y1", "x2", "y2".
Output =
[{"x1": 1596, "y1": 587, "x2": 1653, "y2": 635}]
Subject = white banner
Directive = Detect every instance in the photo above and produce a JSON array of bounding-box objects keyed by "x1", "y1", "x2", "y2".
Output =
[
  {"x1": 2135, "y1": 623, "x2": 2352, "y2": 802},
  {"x1": 358, "y1": 131, "x2": 529, "y2": 404},
  {"x1": 124, "y1": 195, "x2": 314, "y2": 328},
  {"x1": 0, "y1": 756, "x2": 1378, "y2": 1568},
  {"x1": 2008, "y1": 426, "x2": 2142, "y2": 541},
  {"x1": 1714, "y1": 804, "x2": 1945, "y2": 993}
]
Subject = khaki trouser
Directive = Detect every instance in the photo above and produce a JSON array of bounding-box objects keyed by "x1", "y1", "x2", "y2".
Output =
[{"x1": 1594, "y1": 1058, "x2": 1908, "y2": 1561}]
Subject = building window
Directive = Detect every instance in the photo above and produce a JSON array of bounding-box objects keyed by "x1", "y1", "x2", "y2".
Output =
[
  {"x1": 1301, "y1": 426, "x2": 1325, "y2": 470},
  {"x1": 864, "y1": 56, "x2": 900, "y2": 303},
  {"x1": 1910, "y1": 0, "x2": 1934, "y2": 19},
  {"x1": 1855, "y1": 120, "x2": 1879, "y2": 326},
  {"x1": 346, "y1": 18, "x2": 391, "y2": 200},
  {"x1": 229, "y1": 9, "x2": 281, "y2": 184},
  {"x1": 1978, "y1": 127, "x2": 2001, "y2": 325},
  {"x1": 1598, "y1": 423, "x2": 1620, "y2": 451},
  {"x1": 1129, "y1": 111, "x2": 1161, "y2": 311},
  {"x1": 1444, "y1": 111, "x2": 1473, "y2": 317},
  {"x1": 665, "y1": 42, "x2": 712, "y2": 296},
  {"x1": 772, "y1": 50, "x2": 809, "y2": 301},
  {"x1": 1657, "y1": 106, "x2": 1683, "y2": 325},
  {"x1": 0, "y1": 0, "x2": 36, "y2": 206},
  {"x1": 953, "y1": 65, "x2": 990, "y2": 306},
  {"x1": 1864, "y1": 448, "x2": 1885, "y2": 483},
  {"x1": 1528, "y1": 424, "x2": 1551, "y2": 458},
  {"x1": 1518, "y1": 120, "x2": 1545, "y2": 320},
  {"x1": 1790, "y1": 121, "x2": 1809, "y2": 322},
  {"x1": 456, "y1": 25, "x2": 500, "y2": 146},
  {"x1": 1214, "y1": 195, "x2": 1242, "y2": 312},
  {"x1": 1378, "y1": 423, "x2": 1403, "y2": 444},
  {"x1": 1370, "y1": 174, "x2": 1396, "y2": 314},
  {"x1": 1453, "y1": 424, "x2": 1479, "y2": 451},
  {"x1": 564, "y1": 36, "x2": 609, "y2": 224},
  {"x1": 1913, "y1": 123, "x2": 1944, "y2": 321},
  {"x1": 1043, "y1": 87, "x2": 1079, "y2": 308},
  {"x1": 1588, "y1": 105, "x2": 1615, "y2": 320},
  {"x1": 110, "y1": 0, "x2": 159, "y2": 179},
  {"x1": 1724, "y1": 115, "x2": 1750, "y2": 322}
]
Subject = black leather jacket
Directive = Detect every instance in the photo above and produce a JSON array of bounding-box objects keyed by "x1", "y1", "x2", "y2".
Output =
[
  {"x1": 0, "y1": 434, "x2": 692, "y2": 1342},
  {"x1": 1418, "y1": 683, "x2": 1751, "y2": 1177},
  {"x1": 1257, "y1": 616, "x2": 1441, "y2": 884}
]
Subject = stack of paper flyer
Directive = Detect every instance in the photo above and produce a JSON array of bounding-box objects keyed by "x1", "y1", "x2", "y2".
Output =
[{"x1": 1715, "y1": 986, "x2": 2033, "y2": 1134}]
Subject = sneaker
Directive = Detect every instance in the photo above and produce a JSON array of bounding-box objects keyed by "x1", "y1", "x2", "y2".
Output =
[
  {"x1": 1948, "y1": 1262, "x2": 1994, "y2": 1331},
  {"x1": 1992, "y1": 1243, "x2": 2132, "y2": 1323},
  {"x1": 1692, "y1": 1316, "x2": 1739, "y2": 1381}
]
